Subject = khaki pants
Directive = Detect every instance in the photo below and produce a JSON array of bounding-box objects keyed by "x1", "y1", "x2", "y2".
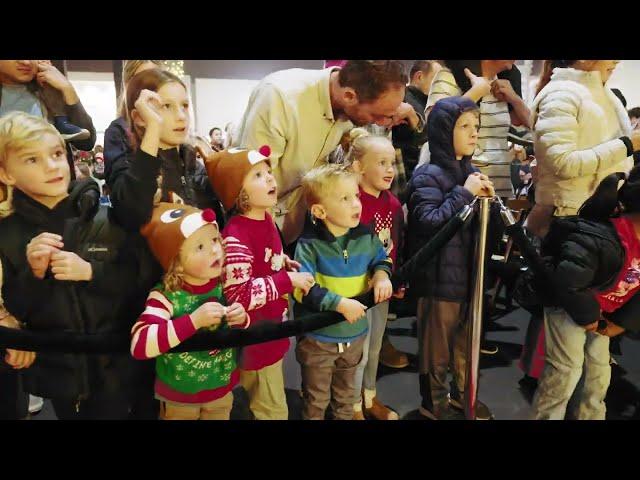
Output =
[
  {"x1": 417, "y1": 298, "x2": 468, "y2": 409},
  {"x1": 295, "y1": 335, "x2": 365, "y2": 420},
  {"x1": 159, "y1": 391, "x2": 233, "y2": 420},
  {"x1": 240, "y1": 359, "x2": 288, "y2": 420}
]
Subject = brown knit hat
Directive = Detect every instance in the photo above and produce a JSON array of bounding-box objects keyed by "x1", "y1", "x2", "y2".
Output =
[
  {"x1": 204, "y1": 145, "x2": 271, "y2": 211},
  {"x1": 140, "y1": 202, "x2": 218, "y2": 271}
]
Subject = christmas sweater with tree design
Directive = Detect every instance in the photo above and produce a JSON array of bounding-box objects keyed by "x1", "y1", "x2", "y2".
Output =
[
  {"x1": 222, "y1": 213, "x2": 293, "y2": 370},
  {"x1": 131, "y1": 278, "x2": 249, "y2": 404}
]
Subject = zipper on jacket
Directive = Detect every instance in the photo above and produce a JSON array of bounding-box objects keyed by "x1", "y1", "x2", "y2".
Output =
[
  {"x1": 343, "y1": 249, "x2": 349, "y2": 264},
  {"x1": 75, "y1": 397, "x2": 81, "y2": 413}
]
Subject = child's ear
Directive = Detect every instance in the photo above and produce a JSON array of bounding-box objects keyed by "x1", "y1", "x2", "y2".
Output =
[
  {"x1": 310, "y1": 203, "x2": 326, "y2": 221},
  {"x1": 0, "y1": 165, "x2": 16, "y2": 187}
]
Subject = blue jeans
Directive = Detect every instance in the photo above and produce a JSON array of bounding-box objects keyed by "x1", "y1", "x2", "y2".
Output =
[{"x1": 531, "y1": 307, "x2": 611, "y2": 420}]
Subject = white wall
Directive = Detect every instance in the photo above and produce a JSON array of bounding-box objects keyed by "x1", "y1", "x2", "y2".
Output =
[
  {"x1": 67, "y1": 72, "x2": 117, "y2": 147},
  {"x1": 608, "y1": 60, "x2": 640, "y2": 109},
  {"x1": 194, "y1": 78, "x2": 259, "y2": 140}
]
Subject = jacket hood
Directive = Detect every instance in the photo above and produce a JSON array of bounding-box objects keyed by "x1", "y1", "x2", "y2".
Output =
[{"x1": 427, "y1": 96, "x2": 477, "y2": 184}]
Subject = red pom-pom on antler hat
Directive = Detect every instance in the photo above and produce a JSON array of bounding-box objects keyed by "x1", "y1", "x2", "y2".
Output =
[
  {"x1": 201, "y1": 209, "x2": 217, "y2": 223},
  {"x1": 258, "y1": 145, "x2": 271, "y2": 157}
]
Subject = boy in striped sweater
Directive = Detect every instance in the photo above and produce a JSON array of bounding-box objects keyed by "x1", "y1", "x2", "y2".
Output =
[
  {"x1": 131, "y1": 203, "x2": 249, "y2": 420},
  {"x1": 294, "y1": 163, "x2": 393, "y2": 420}
]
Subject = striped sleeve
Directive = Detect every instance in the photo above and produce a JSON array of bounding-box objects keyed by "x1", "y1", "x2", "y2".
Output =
[
  {"x1": 130, "y1": 289, "x2": 198, "y2": 360},
  {"x1": 293, "y1": 239, "x2": 341, "y2": 312},
  {"x1": 223, "y1": 235, "x2": 293, "y2": 312},
  {"x1": 426, "y1": 70, "x2": 462, "y2": 109}
]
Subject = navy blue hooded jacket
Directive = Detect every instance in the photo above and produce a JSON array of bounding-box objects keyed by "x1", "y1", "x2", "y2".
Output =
[{"x1": 406, "y1": 97, "x2": 479, "y2": 301}]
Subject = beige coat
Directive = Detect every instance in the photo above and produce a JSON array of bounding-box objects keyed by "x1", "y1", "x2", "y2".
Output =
[{"x1": 233, "y1": 68, "x2": 353, "y2": 245}]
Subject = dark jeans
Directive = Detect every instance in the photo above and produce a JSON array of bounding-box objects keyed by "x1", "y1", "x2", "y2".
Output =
[
  {"x1": 0, "y1": 368, "x2": 29, "y2": 420},
  {"x1": 51, "y1": 392, "x2": 131, "y2": 420}
]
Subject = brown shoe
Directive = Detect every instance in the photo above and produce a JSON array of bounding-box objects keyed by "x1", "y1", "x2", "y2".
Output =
[
  {"x1": 364, "y1": 397, "x2": 399, "y2": 420},
  {"x1": 352, "y1": 410, "x2": 366, "y2": 420},
  {"x1": 379, "y1": 337, "x2": 409, "y2": 369}
]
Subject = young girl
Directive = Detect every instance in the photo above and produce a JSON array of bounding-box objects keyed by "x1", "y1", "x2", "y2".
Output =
[
  {"x1": 344, "y1": 129, "x2": 404, "y2": 420},
  {"x1": 531, "y1": 165, "x2": 640, "y2": 420},
  {"x1": 202, "y1": 146, "x2": 315, "y2": 420},
  {"x1": 406, "y1": 96, "x2": 495, "y2": 420},
  {"x1": 108, "y1": 68, "x2": 224, "y2": 232},
  {"x1": 131, "y1": 202, "x2": 249, "y2": 420}
]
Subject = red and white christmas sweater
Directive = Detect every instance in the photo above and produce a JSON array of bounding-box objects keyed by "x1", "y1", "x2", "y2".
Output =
[
  {"x1": 359, "y1": 187, "x2": 404, "y2": 267},
  {"x1": 222, "y1": 213, "x2": 293, "y2": 370}
]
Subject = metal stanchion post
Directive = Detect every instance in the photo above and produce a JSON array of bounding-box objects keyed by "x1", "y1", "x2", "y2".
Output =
[{"x1": 465, "y1": 196, "x2": 491, "y2": 420}]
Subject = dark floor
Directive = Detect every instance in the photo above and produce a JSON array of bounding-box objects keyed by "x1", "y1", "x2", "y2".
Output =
[{"x1": 32, "y1": 306, "x2": 640, "y2": 420}]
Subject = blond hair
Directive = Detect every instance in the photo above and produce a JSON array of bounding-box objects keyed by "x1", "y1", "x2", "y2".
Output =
[
  {"x1": 0, "y1": 111, "x2": 65, "y2": 166},
  {"x1": 0, "y1": 112, "x2": 65, "y2": 218},
  {"x1": 302, "y1": 163, "x2": 359, "y2": 206},
  {"x1": 118, "y1": 60, "x2": 164, "y2": 117},
  {"x1": 343, "y1": 128, "x2": 392, "y2": 166}
]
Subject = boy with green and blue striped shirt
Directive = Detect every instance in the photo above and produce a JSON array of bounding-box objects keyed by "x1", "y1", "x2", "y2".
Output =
[{"x1": 293, "y1": 163, "x2": 393, "y2": 420}]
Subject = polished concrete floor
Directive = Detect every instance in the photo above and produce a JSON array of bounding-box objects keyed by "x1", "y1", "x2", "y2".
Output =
[{"x1": 32, "y1": 305, "x2": 640, "y2": 420}]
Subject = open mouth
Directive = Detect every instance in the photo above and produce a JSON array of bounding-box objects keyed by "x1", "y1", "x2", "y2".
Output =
[
  {"x1": 351, "y1": 213, "x2": 361, "y2": 221},
  {"x1": 268, "y1": 187, "x2": 277, "y2": 195},
  {"x1": 383, "y1": 176, "x2": 394, "y2": 183},
  {"x1": 173, "y1": 128, "x2": 186, "y2": 133},
  {"x1": 210, "y1": 259, "x2": 221, "y2": 269},
  {"x1": 46, "y1": 176, "x2": 64, "y2": 184}
]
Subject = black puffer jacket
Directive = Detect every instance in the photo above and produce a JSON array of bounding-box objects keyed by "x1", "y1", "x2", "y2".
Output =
[
  {"x1": 406, "y1": 97, "x2": 479, "y2": 301},
  {"x1": 0, "y1": 181, "x2": 160, "y2": 401},
  {"x1": 108, "y1": 144, "x2": 225, "y2": 232},
  {"x1": 542, "y1": 216, "x2": 625, "y2": 327}
]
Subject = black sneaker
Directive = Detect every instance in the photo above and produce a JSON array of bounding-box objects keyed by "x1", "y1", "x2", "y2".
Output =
[
  {"x1": 418, "y1": 403, "x2": 464, "y2": 421},
  {"x1": 448, "y1": 395, "x2": 494, "y2": 420},
  {"x1": 54, "y1": 116, "x2": 90, "y2": 142}
]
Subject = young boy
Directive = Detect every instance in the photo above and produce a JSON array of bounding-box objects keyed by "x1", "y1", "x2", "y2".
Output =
[
  {"x1": 0, "y1": 112, "x2": 158, "y2": 419},
  {"x1": 406, "y1": 96, "x2": 495, "y2": 420},
  {"x1": 294, "y1": 163, "x2": 393, "y2": 420}
]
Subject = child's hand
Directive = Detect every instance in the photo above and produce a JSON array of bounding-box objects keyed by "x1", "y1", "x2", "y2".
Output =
[
  {"x1": 0, "y1": 315, "x2": 36, "y2": 370},
  {"x1": 337, "y1": 298, "x2": 367, "y2": 324},
  {"x1": 50, "y1": 251, "x2": 92, "y2": 281},
  {"x1": 134, "y1": 89, "x2": 164, "y2": 128},
  {"x1": 289, "y1": 272, "x2": 315, "y2": 295},
  {"x1": 26, "y1": 233, "x2": 64, "y2": 279},
  {"x1": 480, "y1": 179, "x2": 495, "y2": 197},
  {"x1": 191, "y1": 301, "x2": 226, "y2": 329},
  {"x1": 284, "y1": 255, "x2": 301, "y2": 272},
  {"x1": 225, "y1": 302, "x2": 247, "y2": 327},
  {"x1": 463, "y1": 174, "x2": 485, "y2": 196},
  {"x1": 371, "y1": 271, "x2": 393, "y2": 304}
]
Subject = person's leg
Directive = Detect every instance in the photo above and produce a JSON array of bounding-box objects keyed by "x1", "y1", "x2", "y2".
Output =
[
  {"x1": 450, "y1": 302, "x2": 467, "y2": 401},
  {"x1": 423, "y1": 299, "x2": 460, "y2": 417},
  {"x1": 574, "y1": 332, "x2": 611, "y2": 420},
  {"x1": 330, "y1": 335, "x2": 365, "y2": 420},
  {"x1": 51, "y1": 392, "x2": 131, "y2": 420},
  {"x1": 200, "y1": 391, "x2": 234, "y2": 420},
  {"x1": 0, "y1": 370, "x2": 29, "y2": 420},
  {"x1": 240, "y1": 360, "x2": 288, "y2": 420},
  {"x1": 362, "y1": 301, "x2": 398, "y2": 420},
  {"x1": 352, "y1": 310, "x2": 373, "y2": 417},
  {"x1": 531, "y1": 307, "x2": 587, "y2": 420},
  {"x1": 159, "y1": 401, "x2": 200, "y2": 421},
  {"x1": 295, "y1": 336, "x2": 335, "y2": 420},
  {"x1": 39, "y1": 84, "x2": 90, "y2": 140}
]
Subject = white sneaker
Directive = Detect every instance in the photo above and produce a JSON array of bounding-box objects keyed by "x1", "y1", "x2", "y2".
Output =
[{"x1": 28, "y1": 395, "x2": 44, "y2": 415}]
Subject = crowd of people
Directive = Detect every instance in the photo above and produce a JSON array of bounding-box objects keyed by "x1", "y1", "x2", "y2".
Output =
[{"x1": 0, "y1": 59, "x2": 638, "y2": 421}]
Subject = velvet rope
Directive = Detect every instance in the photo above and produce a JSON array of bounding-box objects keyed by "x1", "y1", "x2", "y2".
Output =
[{"x1": 0, "y1": 204, "x2": 473, "y2": 353}]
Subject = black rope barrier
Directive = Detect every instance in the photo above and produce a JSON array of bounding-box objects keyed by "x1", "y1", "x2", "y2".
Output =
[{"x1": 0, "y1": 204, "x2": 474, "y2": 354}]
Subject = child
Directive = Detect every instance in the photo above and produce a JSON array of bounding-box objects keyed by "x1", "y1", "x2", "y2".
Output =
[
  {"x1": 406, "y1": 96, "x2": 495, "y2": 420},
  {"x1": 294, "y1": 163, "x2": 394, "y2": 420},
  {"x1": 531, "y1": 165, "x2": 640, "y2": 420},
  {"x1": 107, "y1": 68, "x2": 224, "y2": 232},
  {"x1": 0, "y1": 112, "x2": 158, "y2": 419},
  {"x1": 204, "y1": 145, "x2": 315, "y2": 420},
  {"x1": 131, "y1": 202, "x2": 249, "y2": 420},
  {"x1": 345, "y1": 130, "x2": 404, "y2": 420}
]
